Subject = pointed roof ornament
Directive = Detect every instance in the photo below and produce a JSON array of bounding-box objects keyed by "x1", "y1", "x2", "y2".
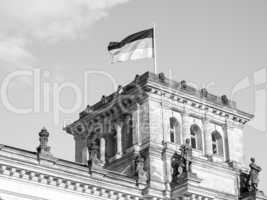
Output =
[
  {"x1": 37, "y1": 127, "x2": 52, "y2": 159},
  {"x1": 39, "y1": 127, "x2": 49, "y2": 137}
]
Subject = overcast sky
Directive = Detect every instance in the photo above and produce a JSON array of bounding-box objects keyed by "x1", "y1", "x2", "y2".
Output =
[{"x1": 0, "y1": 0, "x2": 267, "y2": 189}]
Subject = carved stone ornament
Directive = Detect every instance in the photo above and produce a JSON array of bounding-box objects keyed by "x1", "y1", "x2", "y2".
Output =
[
  {"x1": 85, "y1": 105, "x2": 93, "y2": 113},
  {"x1": 180, "y1": 80, "x2": 187, "y2": 89},
  {"x1": 134, "y1": 74, "x2": 140, "y2": 84},
  {"x1": 158, "y1": 72, "x2": 166, "y2": 82},
  {"x1": 200, "y1": 88, "x2": 208, "y2": 98},
  {"x1": 116, "y1": 85, "x2": 123, "y2": 95},
  {"x1": 221, "y1": 95, "x2": 229, "y2": 105},
  {"x1": 75, "y1": 122, "x2": 85, "y2": 134},
  {"x1": 101, "y1": 95, "x2": 108, "y2": 104},
  {"x1": 36, "y1": 127, "x2": 52, "y2": 158}
]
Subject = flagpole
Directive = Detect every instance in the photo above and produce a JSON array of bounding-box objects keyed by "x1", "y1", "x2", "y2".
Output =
[{"x1": 153, "y1": 23, "x2": 157, "y2": 74}]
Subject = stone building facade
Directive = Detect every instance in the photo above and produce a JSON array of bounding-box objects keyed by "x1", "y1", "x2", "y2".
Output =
[{"x1": 0, "y1": 71, "x2": 266, "y2": 200}]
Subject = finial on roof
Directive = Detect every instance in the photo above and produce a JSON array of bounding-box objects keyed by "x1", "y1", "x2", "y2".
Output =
[
  {"x1": 180, "y1": 80, "x2": 187, "y2": 89},
  {"x1": 37, "y1": 127, "x2": 52, "y2": 159},
  {"x1": 85, "y1": 105, "x2": 93, "y2": 113},
  {"x1": 39, "y1": 127, "x2": 49, "y2": 137},
  {"x1": 134, "y1": 74, "x2": 140, "y2": 83},
  {"x1": 200, "y1": 88, "x2": 208, "y2": 98},
  {"x1": 221, "y1": 95, "x2": 229, "y2": 105},
  {"x1": 116, "y1": 85, "x2": 123, "y2": 94},
  {"x1": 101, "y1": 95, "x2": 108, "y2": 104},
  {"x1": 158, "y1": 72, "x2": 166, "y2": 82}
]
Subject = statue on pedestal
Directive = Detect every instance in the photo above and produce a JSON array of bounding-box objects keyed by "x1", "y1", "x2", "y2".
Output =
[
  {"x1": 248, "y1": 157, "x2": 261, "y2": 192},
  {"x1": 87, "y1": 136, "x2": 102, "y2": 174},
  {"x1": 171, "y1": 138, "x2": 194, "y2": 187},
  {"x1": 134, "y1": 154, "x2": 148, "y2": 186},
  {"x1": 180, "y1": 138, "x2": 192, "y2": 173},
  {"x1": 171, "y1": 151, "x2": 184, "y2": 182},
  {"x1": 240, "y1": 157, "x2": 264, "y2": 198}
]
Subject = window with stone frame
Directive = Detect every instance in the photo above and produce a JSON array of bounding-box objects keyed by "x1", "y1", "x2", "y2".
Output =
[
  {"x1": 190, "y1": 124, "x2": 203, "y2": 151},
  {"x1": 169, "y1": 117, "x2": 181, "y2": 144},
  {"x1": 211, "y1": 130, "x2": 224, "y2": 156}
]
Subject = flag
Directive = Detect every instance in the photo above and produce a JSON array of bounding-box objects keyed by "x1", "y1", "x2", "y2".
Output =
[{"x1": 108, "y1": 28, "x2": 154, "y2": 63}]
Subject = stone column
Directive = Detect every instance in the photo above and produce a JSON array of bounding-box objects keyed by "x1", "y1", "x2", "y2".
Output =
[
  {"x1": 100, "y1": 137, "x2": 106, "y2": 164},
  {"x1": 223, "y1": 123, "x2": 230, "y2": 162},
  {"x1": 135, "y1": 103, "x2": 141, "y2": 145},
  {"x1": 203, "y1": 118, "x2": 212, "y2": 157},
  {"x1": 160, "y1": 97, "x2": 167, "y2": 143},
  {"x1": 74, "y1": 135, "x2": 88, "y2": 164},
  {"x1": 162, "y1": 147, "x2": 172, "y2": 198},
  {"x1": 116, "y1": 122, "x2": 122, "y2": 158},
  {"x1": 182, "y1": 111, "x2": 191, "y2": 143},
  {"x1": 132, "y1": 103, "x2": 141, "y2": 146}
]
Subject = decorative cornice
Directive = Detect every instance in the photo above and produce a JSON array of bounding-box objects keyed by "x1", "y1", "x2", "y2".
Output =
[
  {"x1": 65, "y1": 71, "x2": 253, "y2": 137},
  {"x1": 0, "y1": 162, "x2": 144, "y2": 200},
  {"x1": 146, "y1": 83, "x2": 252, "y2": 125}
]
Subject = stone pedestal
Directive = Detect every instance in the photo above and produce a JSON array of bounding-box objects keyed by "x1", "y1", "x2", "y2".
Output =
[
  {"x1": 241, "y1": 191, "x2": 267, "y2": 200},
  {"x1": 171, "y1": 173, "x2": 202, "y2": 199}
]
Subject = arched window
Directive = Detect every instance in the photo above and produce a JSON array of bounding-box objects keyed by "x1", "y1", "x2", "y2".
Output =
[
  {"x1": 169, "y1": 117, "x2": 181, "y2": 144},
  {"x1": 122, "y1": 114, "x2": 133, "y2": 152},
  {"x1": 211, "y1": 131, "x2": 224, "y2": 156},
  {"x1": 190, "y1": 124, "x2": 203, "y2": 151}
]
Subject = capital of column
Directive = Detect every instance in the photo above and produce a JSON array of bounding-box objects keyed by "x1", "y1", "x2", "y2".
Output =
[{"x1": 201, "y1": 116, "x2": 209, "y2": 126}]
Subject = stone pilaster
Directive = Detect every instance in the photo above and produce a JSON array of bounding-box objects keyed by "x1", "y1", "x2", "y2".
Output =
[
  {"x1": 100, "y1": 137, "x2": 106, "y2": 164},
  {"x1": 161, "y1": 97, "x2": 168, "y2": 143},
  {"x1": 202, "y1": 118, "x2": 212, "y2": 157},
  {"x1": 74, "y1": 135, "x2": 88, "y2": 164},
  {"x1": 144, "y1": 144, "x2": 165, "y2": 196},
  {"x1": 182, "y1": 111, "x2": 191, "y2": 143},
  {"x1": 115, "y1": 121, "x2": 122, "y2": 158},
  {"x1": 162, "y1": 145, "x2": 173, "y2": 198},
  {"x1": 223, "y1": 123, "x2": 230, "y2": 162},
  {"x1": 133, "y1": 103, "x2": 141, "y2": 146}
]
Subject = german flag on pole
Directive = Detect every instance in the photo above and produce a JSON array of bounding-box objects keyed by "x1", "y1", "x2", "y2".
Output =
[{"x1": 108, "y1": 28, "x2": 154, "y2": 63}]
